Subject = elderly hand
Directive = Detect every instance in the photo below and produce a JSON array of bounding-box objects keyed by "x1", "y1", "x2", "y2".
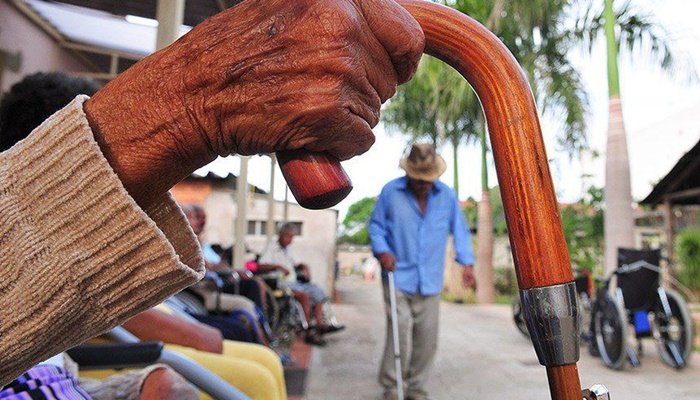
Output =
[
  {"x1": 84, "y1": 0, "x2": 424, "y2": 208},
  {"x1": 379, "y1": 252, "x2": 397, "y2": 272},
  {"x1": 462, "y1": 265, "x2": 476, "y2": 289}
]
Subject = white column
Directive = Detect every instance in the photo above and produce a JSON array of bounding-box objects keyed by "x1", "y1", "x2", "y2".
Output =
[
  {"x1": 156, "y1": 0, "x2": 185, "y2": 51},
  {"x1": 234, "y1": 156, "x2": 249, "y2": 269},
  {"x1": 266, "y1": 154, "x2": 277, "y2": 243},
  {"x1": 283, "y1": 185, "x2": 290, "y2": 222}
]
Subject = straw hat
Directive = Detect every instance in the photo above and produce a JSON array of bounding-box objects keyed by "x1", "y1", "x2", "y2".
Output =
[{"x1": 399, "y1": 143, "x2": 446, "y2": 182}]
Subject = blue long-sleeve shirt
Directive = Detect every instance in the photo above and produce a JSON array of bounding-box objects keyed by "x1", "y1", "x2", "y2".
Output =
[{"x1": 368, "y1": 176, "x2": 474, "y2": 296}]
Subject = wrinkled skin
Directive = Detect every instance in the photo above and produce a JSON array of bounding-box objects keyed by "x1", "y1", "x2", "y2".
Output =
[{"x1": 84, "y1": 0, "x2": 424, "y2": 208}]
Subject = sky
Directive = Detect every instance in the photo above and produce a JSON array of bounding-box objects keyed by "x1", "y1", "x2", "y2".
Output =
[{"x1": 197, "y1": 0, "x2": 700, "y2": 220}]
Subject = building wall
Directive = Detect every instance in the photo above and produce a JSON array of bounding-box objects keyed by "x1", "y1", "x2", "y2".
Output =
[
  {"x1": 0, "y1": 2, "x2": 89, "y2": 92},
  {"x1": 170, "y1": 181, "x2": 213, "y2": 209},
  {"x1": 171, "y1": 180, "x2": 340, "y2": 294},
  {"x1": 337, "y1": 245, "x2": 374, "y2": 276}
]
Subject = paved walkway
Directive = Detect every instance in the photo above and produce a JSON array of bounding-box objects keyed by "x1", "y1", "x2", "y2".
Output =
[{"x1": 306, "y1": 275, "x2": 700, "y2": 400}]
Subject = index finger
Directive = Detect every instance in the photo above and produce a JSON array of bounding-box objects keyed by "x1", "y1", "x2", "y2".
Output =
[{"x1": 357, "y1": 0, "x2": 425, "y2": 84}]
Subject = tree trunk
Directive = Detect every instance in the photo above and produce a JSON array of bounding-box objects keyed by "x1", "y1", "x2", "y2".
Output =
[
  {"x1": 476, "y1": 190, "x2": 495, "y2": 303},
  {"x1": 444, "y1": 237, "x2": 470, "y2": 302},
  {"x1": 476, "y1": 121, "x2": 495, "y2": 303},
  {"x1": 604, "y1": 96, "x2": 634, "y2": 274},
  {"x1": 452, "y1": 135, "x2": 459, "y2": 197},
  {"x1": 603, "y1": 0, "x2": 635, "y2": 274}
]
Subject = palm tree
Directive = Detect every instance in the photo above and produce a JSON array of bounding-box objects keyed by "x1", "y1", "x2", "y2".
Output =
[
  {"x1": 474, "y1": 116, "x2": 495, "y2": 303},
  {"x1": 457, "y1": 0, "x2": 591, "y2": 304},
  {"x1": 383, "y1": 55, "x2": 479, "y2": 195},
  {"x1": 573, "y1": 0, "x2": 695, "y2": 273}
]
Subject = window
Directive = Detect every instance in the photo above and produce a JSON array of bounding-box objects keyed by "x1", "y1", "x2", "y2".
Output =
[{"x1": 247, "y1": 221, "x2": 258, "y2": 235}]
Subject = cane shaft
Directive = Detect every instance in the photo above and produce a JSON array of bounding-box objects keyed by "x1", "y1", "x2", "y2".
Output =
[
  {"x1": 396, "y1": 1, "x2": 581, "y2": 399},
  {"x1": 278, "y1": 6, "x2": 580, "y2": 394},
  {"x1": 388, "y1": 272, "x2": 405, "y2": 400},
  {"x1": 397, "y1": 0, "x2": 573, "y2": 289},
  {"x1": 547, "y1": 365, "x2": 582, "y2": 400}
]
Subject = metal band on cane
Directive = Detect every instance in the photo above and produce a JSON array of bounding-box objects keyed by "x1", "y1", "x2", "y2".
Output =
[{"x1": 520, "y1": 282, "x2": 580, "y2": 366}]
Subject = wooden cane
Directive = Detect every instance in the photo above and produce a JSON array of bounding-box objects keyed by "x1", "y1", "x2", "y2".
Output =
[
  {"x1": 276, "y1": 150, "x2": 352, "y2": 210},
  {"x1": 278, "y1": 2, "x2": 582, "y2": 398}
]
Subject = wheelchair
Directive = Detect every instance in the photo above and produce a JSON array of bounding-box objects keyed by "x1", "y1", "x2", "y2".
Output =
[
  {"x1": 590, "y1": 248, "x2": 695, "y2": 370},
  {"x1": 255, "y1": 271, "x2": 343, "y2": 347}
]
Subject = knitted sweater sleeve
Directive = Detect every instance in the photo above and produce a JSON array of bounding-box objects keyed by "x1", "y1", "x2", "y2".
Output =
[{"x1": 0, "y1": 96, "x2": 205, "y2": 385}]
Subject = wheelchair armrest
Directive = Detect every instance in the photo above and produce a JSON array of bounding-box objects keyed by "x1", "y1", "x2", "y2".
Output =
[
  {"x1": 159, "y1": 349, "x2": 251, "y2": 400},
  {"x1": 215, "y1": 269, "x2": 241, "y2": 282},
  {"x1": 95, "y1": 327, "x2": 251, "y2": 399},
  {"x1": 236, "y1": 269, "x2": 254, "y2": 279},
  {"x1": 67, "y1": 341, "x2": 163, "y2": 369}
]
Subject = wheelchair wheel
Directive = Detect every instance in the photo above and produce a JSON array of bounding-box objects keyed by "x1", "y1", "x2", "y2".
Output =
[
  {"x1": 578, "y1": 292, "x2": 593, "y2": 342},
  {"x1": 654, "y1": 289, "x2": 694, "y2": 369},
  {"x1": 594, "y1": 291, "x2": 628, "y2": 370},
  {"x1": 271, "y1": 295, "x2": 300, "y2": 348},
  {"x1": 511, "y1": 297, "x2": 530, "y2": 338},
  {"x1": 263, "y1": 285, "x2": 281, "y2": 330}
]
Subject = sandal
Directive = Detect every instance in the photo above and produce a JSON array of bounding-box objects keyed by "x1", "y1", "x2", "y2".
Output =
[{"x1": 304, "y1": 329, "x2": 326, "y2": 346}]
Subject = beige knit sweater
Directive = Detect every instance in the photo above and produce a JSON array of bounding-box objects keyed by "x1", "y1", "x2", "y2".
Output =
[{"x1": 0, "y1": 96, "x2": 205, "y2": 385}]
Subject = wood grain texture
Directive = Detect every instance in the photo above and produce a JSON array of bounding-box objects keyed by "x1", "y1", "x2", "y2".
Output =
[
  {"x1": 546, "y1": 365, "x2": 583, "y2": 400},
  {"x1": 398, "y1": 0, "x2": 573, "y2": 290},
  {"x1": 277, "y1": 150, "x2": 352, "y2": 210}
]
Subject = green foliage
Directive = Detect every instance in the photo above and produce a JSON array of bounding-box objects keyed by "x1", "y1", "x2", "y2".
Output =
[
  {"x1": 462, "y1": 197, "x2": 478, "y2": 230},
  {"x1": 342, "y1": 197, "x2": 375, "y2": 228},
  {"x1": 461, "y1": 188, "x2": 506, "y2": 235},
  {"x1": 338, "y1": 197, "x2": 376, "y2": 245},
  {"x1": 676, "y1": 228, "x2": 700, "y2": 293},
  {"x1": 572, "y1": 0, "x2": 697, "y2": 83},
  {"x1": 560, "y1": 186, "x2": 604, "y2": 273},
  {"x1": 493, "y1": 268, "x2": 517, "y2": 296},
  {"x1": 441, "y1": 287, "x2": 477, "y2": 304},
  {"x1": 339, "y1": 228, "x2": 370, "y2": 246},
  {"x1": 445, "y1": 0, "x2": 590, "y2": 155},
  {"x1": 382, "y1": 55, "x2": 481, "y2": 148}
]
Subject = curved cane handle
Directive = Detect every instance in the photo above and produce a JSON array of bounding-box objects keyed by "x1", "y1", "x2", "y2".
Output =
[
  {"x1": 397, "y1": 1, "x2": 580, "y2": 399},
  {"x1": 279, "y1": 2, "x2": 583, "y2": 398}
]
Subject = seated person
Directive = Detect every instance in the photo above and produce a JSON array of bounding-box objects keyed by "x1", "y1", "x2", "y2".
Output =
[
  {"x1": 118, "y1": 308, "x2": 287, "y2": 400},
  {"x1": 0, "y1": 72, "x2": 198, "y2": 400},
  {"x1": 257, "y1": 223, "x2": 345, "y2": 346},
  {"x1": 183, "y1": 204, "x2": 267, "y2": 313},
  {"x1": 0, "y1": 0, "x2": 422, "y2": 386},
  {"x1": 167, "y1": 293, "x2": 270, "y2": 346},
  {"x1": 2, "y1": 356, "x2": 197, "y2": 400}
]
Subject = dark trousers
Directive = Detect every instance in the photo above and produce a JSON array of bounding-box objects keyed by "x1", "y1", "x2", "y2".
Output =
[
  {"x1": 223, "y1": 279, "x2": 264, "y2": 311},
  {"x1": 191, "y1": 314, "x2": 255, "y2": 343}
]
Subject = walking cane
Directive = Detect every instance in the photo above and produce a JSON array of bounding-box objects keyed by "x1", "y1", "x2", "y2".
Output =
[
  {"x1": 387, "y1": 271, "x2": 405, "y2": 400},
  {"x1": 278, "y1": 2, "x2": 610, "y2": 399}
]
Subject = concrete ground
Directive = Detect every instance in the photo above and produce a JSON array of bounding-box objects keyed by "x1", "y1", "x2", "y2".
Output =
[{"x1": 306, "y1": 275, "x2": 700, "y2": 400}]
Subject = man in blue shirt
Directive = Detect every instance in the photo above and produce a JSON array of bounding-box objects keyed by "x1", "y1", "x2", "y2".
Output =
[{"x1": 369, "y1": 143, "x2": 475, "y2": 400}]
